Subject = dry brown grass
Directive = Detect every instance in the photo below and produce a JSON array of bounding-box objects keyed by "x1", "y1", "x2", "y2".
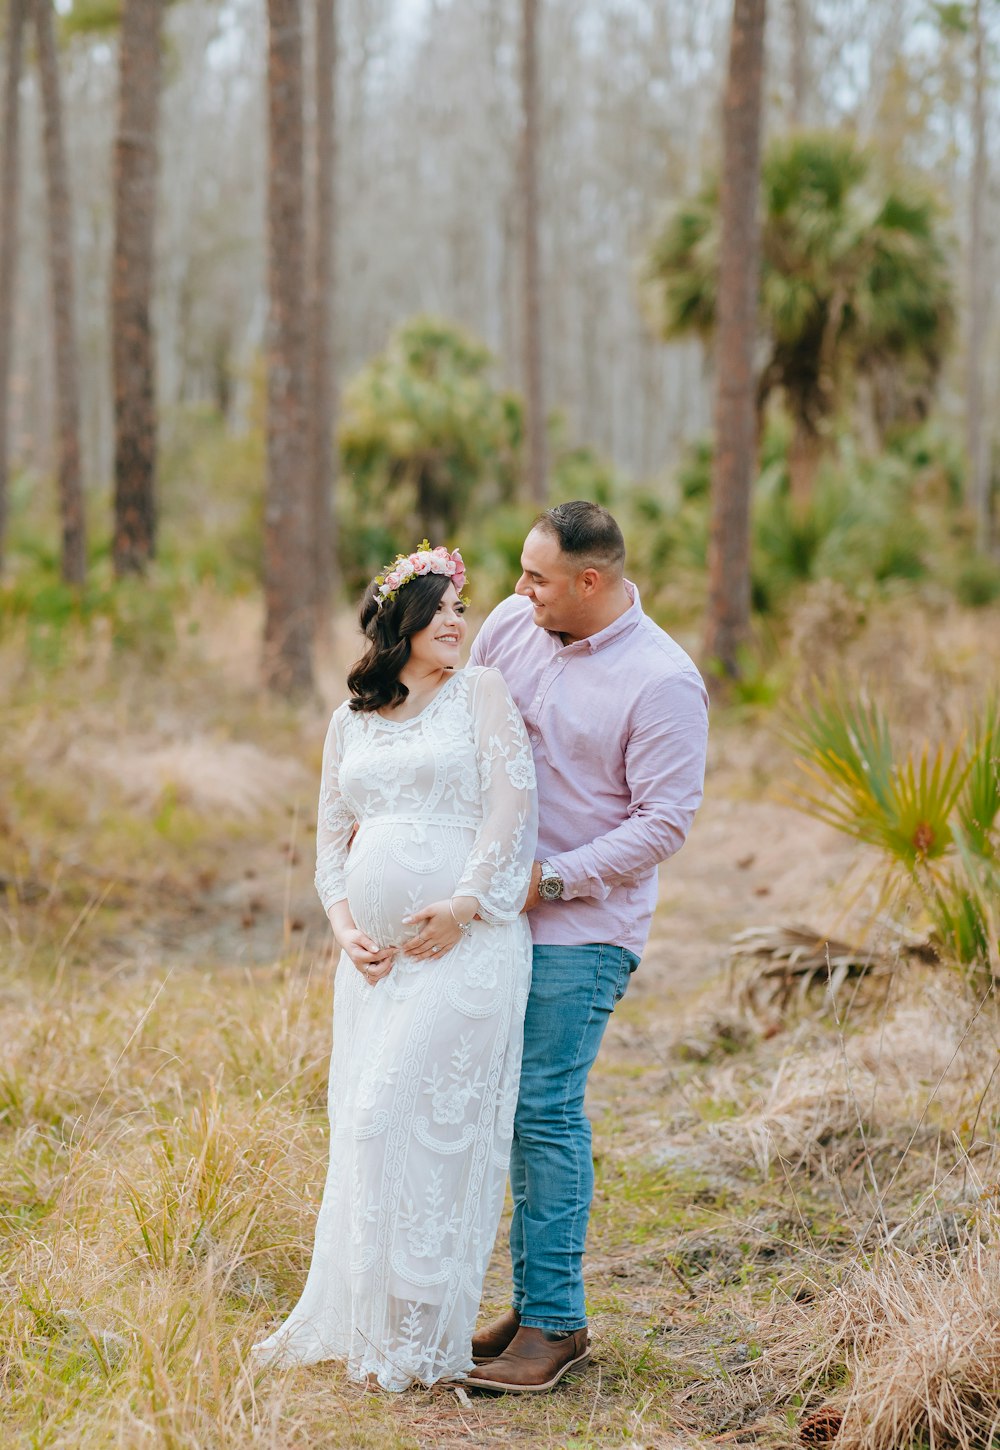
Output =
[
  {"x1": 705, "y1": 983, "x2": 988, "y2": 1168},
  {"x1": 4, "y1": 585, "x2": 1000, "y2": 1448},
  {"x1": 778, "y1": 1243, "x2": 1000, "y2": 1449}
]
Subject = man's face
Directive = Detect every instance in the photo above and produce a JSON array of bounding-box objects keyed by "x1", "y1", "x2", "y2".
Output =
[{"x1": 514, "y1": 528, "x2": 583, "y2": 634}]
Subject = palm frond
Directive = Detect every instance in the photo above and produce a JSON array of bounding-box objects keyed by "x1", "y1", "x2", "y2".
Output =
[
  {"x1": 783, "y1": 686, "x2": 971, "y2": 871},
  {"x1": 883, "y1": 741, "x2": 970, "y2": 866},
  {"x1": 927, "y1": 848, "x2": 1000, "y2": 974},
  {"x1": 957, "y1": 695, "x2": 1000, "y2": 860}
]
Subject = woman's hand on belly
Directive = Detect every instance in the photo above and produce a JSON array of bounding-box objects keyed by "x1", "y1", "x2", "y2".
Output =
[
  {"x1": 402, "y1": 896, "x2": 476, "y2": 960},
  {"x1": 328, "y1": 901, "x2": 397, "y2": 985},
  {"x1": 341, "y1": 927, "x2": 397, "y2": 985}
]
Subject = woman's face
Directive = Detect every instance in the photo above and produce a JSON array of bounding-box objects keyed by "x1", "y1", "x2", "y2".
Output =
[{"x1": 407, "y1": 583, "x2": 467, "y2": 672}]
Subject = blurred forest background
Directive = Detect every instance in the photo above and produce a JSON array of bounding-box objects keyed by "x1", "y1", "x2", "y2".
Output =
[
  {"x1": 3, "y1": 1, "x2": 1000, "y2": 1447},
  {"x1": 1, "y1": 0, "x2": 998, "y2": 688}
]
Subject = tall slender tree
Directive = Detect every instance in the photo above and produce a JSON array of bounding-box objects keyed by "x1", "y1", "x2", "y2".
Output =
[
  {"x1": 704, "y1": 0, "x2": 767, "y2": 681},
  {"x1": 966, "y1": 0, "x2": 991, "y2": 551},
  {"x1": 263, "y1": 0, "x2": 314, "y2": 693},
  {"x1": 0, "y1": 0, "x2": 26, "y2": 578},
  {"x1": 520, "y1": 0, "x2": 546, "y2": 504},
  {"x1": 34, "y1": 0, "x2": 86, "y2": 584},
  {"x1": 309, "y1": 0, "x2": 338, "y2": 627},
  {"x1": 111, "y1": 0, "x2": 162, "y2": 576}
]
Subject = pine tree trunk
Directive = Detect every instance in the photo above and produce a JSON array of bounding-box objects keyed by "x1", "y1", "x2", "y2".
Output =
[
  {"x1": 703, "y1": 0, "x2": 768, "y2": 683},
  {"x1": 310, "y1": 0, "x2": 338, "y2": 629},
  {"x1": 0, "y1": 0, "x2": 26, "y2": 579},
  {"x1": 35, "y1": 0, "x2": 86, "y2": 585},
  {"x1": 966, "y1": 0, "x2": 990, "y2": 552},
  {"x1": 111, "y1": 0, "x2": 162, "y2": 577},
  {"x1": 263, "y1": 0, "x2": 314, "y2": 694},
  {"x1": 520, "y1": 0, "x2": 546, "y2": 505}
]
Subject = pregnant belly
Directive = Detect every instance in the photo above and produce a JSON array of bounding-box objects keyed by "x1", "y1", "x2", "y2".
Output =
[{"x1": 345, "y1": 823, "x2": 467, "y2": 949}]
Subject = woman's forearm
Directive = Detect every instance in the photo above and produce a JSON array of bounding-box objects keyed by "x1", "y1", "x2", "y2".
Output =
[
  {"x1": 450, "y1": 894, "x2": 479, "y2": 927},
  {"x1": 327, "y1": 899, "x2": 357, "y2": 945}
]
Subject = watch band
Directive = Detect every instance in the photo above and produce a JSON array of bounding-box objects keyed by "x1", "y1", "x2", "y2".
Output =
[{"x1": 538, "y1": 860, "x2": 564, "y2": 901}]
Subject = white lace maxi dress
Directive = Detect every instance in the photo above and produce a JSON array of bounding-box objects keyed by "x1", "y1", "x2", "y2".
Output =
[{"x1": 253, "y1": 666, "x2": 537, "y2": 1389}]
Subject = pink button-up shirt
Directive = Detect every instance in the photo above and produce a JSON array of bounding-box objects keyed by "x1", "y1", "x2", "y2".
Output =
[{"x1": 469, "y1": 582, "x2": 709, "y2": 956}]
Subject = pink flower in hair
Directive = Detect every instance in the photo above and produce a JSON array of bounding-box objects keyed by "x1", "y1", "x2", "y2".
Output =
[{"x1": 373, "y1": 541, "x2": 468, "y2": 608}]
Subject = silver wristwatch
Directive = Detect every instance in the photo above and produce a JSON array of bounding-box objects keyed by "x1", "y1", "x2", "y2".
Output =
[{"x1": 537, "y1": 860, "x2": 564, "y2": 902}]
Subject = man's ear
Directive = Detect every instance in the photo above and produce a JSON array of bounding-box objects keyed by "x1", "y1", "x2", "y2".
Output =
[{"x1": 578, "y1": 567, "x2": 601, "y2": 597}]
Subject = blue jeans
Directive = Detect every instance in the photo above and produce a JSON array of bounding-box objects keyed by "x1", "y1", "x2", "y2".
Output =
[{"x1": 509, "y1": 943, "x2": 640, "y2": 1332}]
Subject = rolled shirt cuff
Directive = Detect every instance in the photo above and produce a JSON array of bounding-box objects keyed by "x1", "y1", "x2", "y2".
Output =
[{"x1": 544, "y1": 849, "x2": 613, "y2": 903}]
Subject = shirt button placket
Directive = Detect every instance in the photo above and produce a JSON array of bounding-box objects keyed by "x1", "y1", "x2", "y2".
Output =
[{"x1": 528, "y1": 661, "x2": 559, "y2": 744}]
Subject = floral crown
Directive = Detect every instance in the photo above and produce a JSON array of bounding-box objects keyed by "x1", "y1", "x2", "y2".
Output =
[{"x1": 374, "y1": 541, "x2": 467, "y2": 609}]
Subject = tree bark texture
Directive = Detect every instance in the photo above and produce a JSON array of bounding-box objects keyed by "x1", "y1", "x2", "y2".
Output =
[
  {"x1": 704, "y1": 0, "x2": 767, "y2": 681},
  {"x1": 966, "y1": 0, "x2": 991, "y2": 551},
  {"x1": 520, "y1": 0, "x2": 547, "y2": 505},
  {"x1": 0, "y1": 0, "x2": 26, "y2": 578},
  {"x1": 111, "y1": 0, "x2": 162, "y2": 576},
  {"x1": 310, "y1": 0, "x2": 337, "y2": 626},
  {"x1": 263, "y1": 0, "x2": 314, "y2": 693},
  {"x1": 35, "y1": 0, "x2": 86, "y2": 585}
]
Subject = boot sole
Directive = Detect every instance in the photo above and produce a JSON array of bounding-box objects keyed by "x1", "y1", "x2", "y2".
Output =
[{"x1": 464, "y1": 1348, "x2": 592, "y2": 1394}]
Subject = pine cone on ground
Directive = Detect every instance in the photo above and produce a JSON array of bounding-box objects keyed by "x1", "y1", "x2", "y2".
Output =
[{"x1": 798, "y1": 1405, "x2": 844, "y2": 1445}]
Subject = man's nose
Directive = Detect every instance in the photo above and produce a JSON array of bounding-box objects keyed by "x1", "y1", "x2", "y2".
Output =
[{"x1": 514, "y1": 574, "x2": 530, "y2": 596}]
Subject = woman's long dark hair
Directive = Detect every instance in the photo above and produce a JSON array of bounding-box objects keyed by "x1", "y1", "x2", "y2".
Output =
[{"x1": 348, "y1": 572, "x2": 453, "y2": 712}]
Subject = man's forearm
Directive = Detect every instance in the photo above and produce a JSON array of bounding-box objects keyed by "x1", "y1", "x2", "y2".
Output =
[{"x1": 546, "y1": 806, "x2": 697, "y2": 902}]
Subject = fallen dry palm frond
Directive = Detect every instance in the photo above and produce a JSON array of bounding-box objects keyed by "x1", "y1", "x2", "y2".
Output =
[
  {"x1": 792, "y1": 1245, "x2": 1000, "y2": 1450},
  {"x1": 729, "y1": 922, "x2": 931, "y2": 1016}
]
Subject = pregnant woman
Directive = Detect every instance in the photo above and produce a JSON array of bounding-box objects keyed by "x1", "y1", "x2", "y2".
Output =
[{"x1": 253, "y1": 544, "x2": 537, "y2": 1390}]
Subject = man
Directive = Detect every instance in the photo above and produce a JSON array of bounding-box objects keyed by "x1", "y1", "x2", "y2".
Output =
[{"x1": 465, "y1": 499, "x2": 709, "y2": 1393}]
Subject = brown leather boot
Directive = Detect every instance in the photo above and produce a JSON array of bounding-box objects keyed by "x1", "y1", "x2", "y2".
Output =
[
  {"x1": 470, "y1": 1307, "x2": 520, "y2": 1364},
  {"x1": 465, "y1": 1326, "x2": 591, "y2": 1393}
]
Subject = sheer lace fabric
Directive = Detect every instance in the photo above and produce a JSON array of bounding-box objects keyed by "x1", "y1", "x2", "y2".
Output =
[{"x1": 252, "y1": 667, "x2": 537, "y2": 1389}]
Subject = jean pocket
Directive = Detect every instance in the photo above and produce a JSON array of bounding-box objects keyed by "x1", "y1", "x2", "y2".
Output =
[{"x1": 612, "y1": 950, "x2": 639, "y2": 1006}]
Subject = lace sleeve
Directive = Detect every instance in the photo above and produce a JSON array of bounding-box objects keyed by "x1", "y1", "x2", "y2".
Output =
[
  {"x1": 453, "y1": 668, "x2": 538, "y2": 923},
  {"x1": 314, "y1": 707, "x2": 356, "y2": 915}
]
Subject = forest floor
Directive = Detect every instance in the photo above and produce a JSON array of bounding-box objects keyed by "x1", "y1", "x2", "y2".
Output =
[{"x1": 3, "y1": 590, "x2": 1000, "y2": 1449}]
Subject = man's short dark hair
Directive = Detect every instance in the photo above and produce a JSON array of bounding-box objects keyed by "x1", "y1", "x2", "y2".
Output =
[{"x1": 534, "y1": 500, "x2": 626, "y2": 575}]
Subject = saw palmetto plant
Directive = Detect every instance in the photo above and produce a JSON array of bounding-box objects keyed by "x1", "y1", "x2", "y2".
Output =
[{"x1": 783, "y1": 687, "x2": 1000, "y2": 974}]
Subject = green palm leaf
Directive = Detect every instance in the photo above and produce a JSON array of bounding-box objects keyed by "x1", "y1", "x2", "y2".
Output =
[
  {"x1": 783, "y1": 686, "x2": 971, "y2": 871},
  {"x1": 957, "y1": 695, "x2": 1000, "y2": 860},
  {"x1": 928, "y1": 836, "x2": 1000, "y2": 972}
]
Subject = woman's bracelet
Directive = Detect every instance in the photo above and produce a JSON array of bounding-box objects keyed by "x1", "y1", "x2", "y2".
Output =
[{"x1": 449, "y1": 900, "x2": 473, "y2": 936}]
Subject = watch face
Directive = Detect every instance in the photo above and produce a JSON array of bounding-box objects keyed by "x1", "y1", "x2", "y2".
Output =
[{"x1": 539, "y1": 876, "x2": 562, "y2": 901}]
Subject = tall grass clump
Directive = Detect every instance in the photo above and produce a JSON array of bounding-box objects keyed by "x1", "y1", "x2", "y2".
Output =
[
  {"x1": 792, "y1": 1245, "x2": 1000, "y2": 1450},
  {"x1": 0, "y1": 964, "x2": 336, "y2": 1448}
]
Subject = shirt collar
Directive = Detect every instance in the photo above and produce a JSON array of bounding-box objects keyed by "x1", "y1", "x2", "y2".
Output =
[{"x1": 551, "y1": 580, "x2": 643, "y2": 654}]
